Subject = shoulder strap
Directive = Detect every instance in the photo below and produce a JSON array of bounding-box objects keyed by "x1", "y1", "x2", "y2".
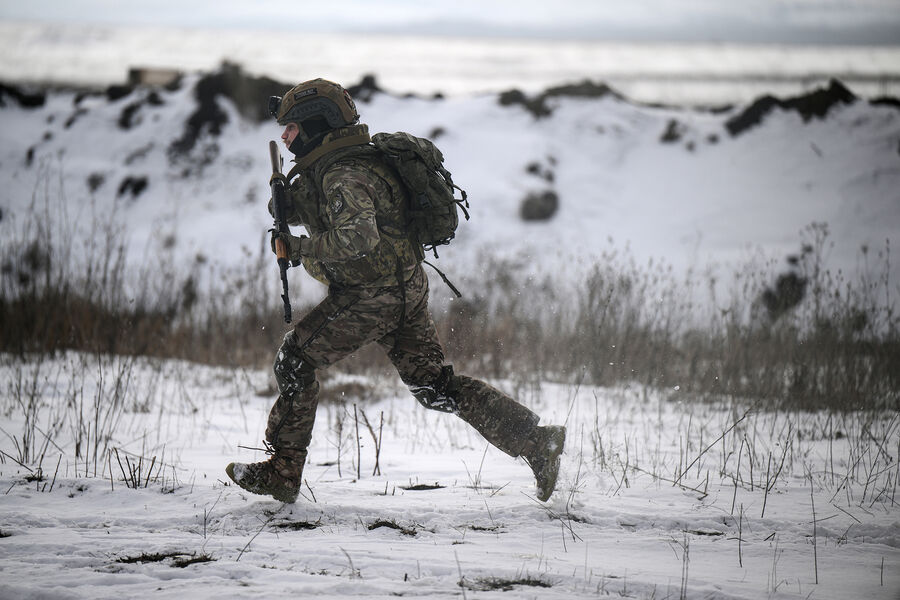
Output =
[{"x1": 310, "y1": 144, "x2": 380, "y2": 194}]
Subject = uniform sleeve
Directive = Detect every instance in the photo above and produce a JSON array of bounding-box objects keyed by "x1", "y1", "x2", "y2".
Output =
[
  {"x1": 283, "y1": 176, "x2": 314, "y2": 227},
  {"x1": 302, "y1": 166, "x2": 381, "y2": 263},
  {"x1": 300, "y1": 256, "x2": 331, "y2": 286}
]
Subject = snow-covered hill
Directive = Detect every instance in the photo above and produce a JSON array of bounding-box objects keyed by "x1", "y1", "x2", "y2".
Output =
[{"x1": 1, "y1": 67, "x2": 899, "y2": 308}]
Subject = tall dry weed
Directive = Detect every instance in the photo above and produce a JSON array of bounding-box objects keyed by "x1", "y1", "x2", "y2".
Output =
[{"x1": 2, "y1": 188, "x2": 896, "y2": 411}]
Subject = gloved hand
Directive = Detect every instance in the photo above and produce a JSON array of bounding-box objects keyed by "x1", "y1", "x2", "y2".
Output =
[{"x1": 270, "y1": 230, "x2": 307, "y2": 262}]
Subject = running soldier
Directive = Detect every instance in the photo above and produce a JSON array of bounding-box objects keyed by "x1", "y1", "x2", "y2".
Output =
[{"x1": 226, "y1": 79, "x2": 566, "y2": 503}]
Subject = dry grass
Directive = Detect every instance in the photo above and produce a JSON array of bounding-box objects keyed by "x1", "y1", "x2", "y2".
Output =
[
  {"x1": 0, "y1": 202, "x2": 290, "y2": 369},
  {"x1": 437, "y1": 223, "x2": 898, "y2": 410},
  {"x1": 2, "y1": 205, "x2": 897, "y2": 411}
]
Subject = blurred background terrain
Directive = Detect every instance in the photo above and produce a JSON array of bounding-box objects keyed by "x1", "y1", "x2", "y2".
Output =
[{"x1": 1, "y1": 1, "x2": 898, "y2": 403}]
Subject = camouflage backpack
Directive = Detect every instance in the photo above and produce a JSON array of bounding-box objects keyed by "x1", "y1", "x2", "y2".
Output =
[{"x1": 371, "y1": 132, "x2": 469, "y2": 258}]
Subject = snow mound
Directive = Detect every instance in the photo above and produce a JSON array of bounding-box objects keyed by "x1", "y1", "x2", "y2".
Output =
[{"x1": 1, "y1": 66, "x2": 898, "y2": 305}]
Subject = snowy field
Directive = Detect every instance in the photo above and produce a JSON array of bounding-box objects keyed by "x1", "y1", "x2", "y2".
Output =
[{"x1": 1, "y1": 353, "x2": 898, "y2": 599}]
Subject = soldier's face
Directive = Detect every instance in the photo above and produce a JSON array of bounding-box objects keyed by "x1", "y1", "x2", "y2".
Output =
[{"x1": 281, "y1": 123, "x2": 299, "y2": 147}]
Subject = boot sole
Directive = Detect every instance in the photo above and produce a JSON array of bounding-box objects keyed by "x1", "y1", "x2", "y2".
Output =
[{"x1": 225, "y1": 462, "x2": 299, "y2": 504}]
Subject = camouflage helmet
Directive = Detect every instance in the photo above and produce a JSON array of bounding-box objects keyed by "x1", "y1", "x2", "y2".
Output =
[{"x1": 268, "y1": 78, "x2": 359, "y2": 129}]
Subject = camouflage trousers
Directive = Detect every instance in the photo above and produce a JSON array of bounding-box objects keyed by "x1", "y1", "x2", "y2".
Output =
[{"x1": 265, "y1": 264, "x2": 540, "y2": 465}]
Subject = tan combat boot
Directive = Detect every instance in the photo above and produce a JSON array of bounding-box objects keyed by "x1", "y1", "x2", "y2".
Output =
[
  {"x1": 225, "y1": 452, "x2": 303, "y2": 503},
  {"x1": 522, "y1": 425, "x2": 567, "y2": 502}
]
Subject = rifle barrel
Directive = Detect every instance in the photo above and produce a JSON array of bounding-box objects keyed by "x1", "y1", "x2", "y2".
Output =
[{"x1": 269, "y1": 140, "x2": 293, "y2": 323}]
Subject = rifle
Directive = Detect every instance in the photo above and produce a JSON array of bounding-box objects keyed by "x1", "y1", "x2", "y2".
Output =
[{"x1": 269, "y1": 140, "x2": 292, "y2": 323}]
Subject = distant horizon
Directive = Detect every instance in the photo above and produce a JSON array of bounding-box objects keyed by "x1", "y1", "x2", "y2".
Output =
[
  {"x1": 1, "y1": 16, "x2": 899, "y2": 48},
  {"x1": 361, "y1": 16, "x2": 900, "y2": 47},
  {"x1": 2, "y1": 0, "x2": 900, "y2": 46},
  {"x1": 2, "y1": 18, "x2": 899, "y2": 106}
]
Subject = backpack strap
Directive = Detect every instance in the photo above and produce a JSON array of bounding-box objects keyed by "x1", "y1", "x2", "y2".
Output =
[
  {"x1": 296, "y1": 125, "x2": 372, "y2": 170},
  {"x1": 423, "y1": 260, "x2": 462, "y2": 298}
]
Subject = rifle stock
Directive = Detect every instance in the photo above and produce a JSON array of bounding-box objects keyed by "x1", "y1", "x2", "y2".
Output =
[{"x1": 269, "y1": 140, "x2": 292, "y2": 323}]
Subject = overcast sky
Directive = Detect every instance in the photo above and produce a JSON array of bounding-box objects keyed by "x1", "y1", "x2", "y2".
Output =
[{"x1": 2, "y1": 0, "x2": 899, "y2": 44}]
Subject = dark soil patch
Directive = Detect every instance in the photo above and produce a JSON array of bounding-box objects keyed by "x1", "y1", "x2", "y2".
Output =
[
  {"x1": 65, "y1": 108, "x2": 88, "y2": 129},
  {"x1": 870, "y1": 96, "x2": 900, "y2": 111},
  {"x1": 726, "y1": 79, "x2": 857, "y2": 136},
  {"x1": 124, "y1": 143, "x2": 154, "y2": 165},
  {"x1": 167, "y1": 62, "x2": 286, "y2": 165},
  {"x1": 525, "y1": 161, "x2": 554, "y2": 183},
  {"x1": 117, "y1": 175, "x2": 148, "y2": 199},
  {"x1": 467, "y1": 524, "x2": 504, "y2": 532},
  {"x1": 117, "y1": 551, "x2": 214, "y2": 568},
  {"x1": 168, "y1": 76, "x2": 229, "y2": 157},
  {"x1": 544, "y1": 80, "x2": 622, "y2": 101},
  {"x1": 74, "y1": 90, "x2": 97, "y2": 106},
  {"x1": 273, "y1": 519, "x2": 322, "y2": 531},
  {"x1": 368, "y1": 519, "x2": 418, "y2": 536},
  {"x1": 106, "y1": 85, "x2": 133, "y2": 102},
  {"x1": 687, "y1": 529, "x2": 725, "y2": 537},
  {"x1": 117, "y1": 551, "x2": 184, "y2": 564},
  {"x1": 172, "y1": 554, "x2": 215, "y2": 568},
  {"x1": 499, "y1": 89, "x2": 548, "y2": 117},
  {"x1": 400, "y1": 483, "x2": 445, "y2": 491},
  {"x1": 118, "y1": 101, "x2": 143, "y2": 129},
  {"x1": 660, "y1": 119, "x2": 686, "y2": 143},
  {"x1": 520, "y1": 190, "x2": 559, "y2": 221},
  {"x1": 499, "y1": 80, "x2": 622, "y2": 118},
  {"x1": 0, "y1": 82, "x2": 46, "y2": 108},
  {"x1": 346, "y1": 74, "x2": 383, "y2": 103},
  {"x1": 24, "y1": 471, "x2": 45, "y2": 482},
  {"x1": 460, "y1": 576, "x2": 552, "y2": 592},
  {"x1": 147, "y1": 91, "x2": 165, "y2": 106}
]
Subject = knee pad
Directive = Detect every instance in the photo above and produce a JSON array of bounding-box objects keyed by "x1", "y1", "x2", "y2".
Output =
[
  {"x1": 274, "y1": 331, "x2": 316, "y2": 395},
  {"x1": 409, "y1": 365, "x2": 458, "y2": 414}
]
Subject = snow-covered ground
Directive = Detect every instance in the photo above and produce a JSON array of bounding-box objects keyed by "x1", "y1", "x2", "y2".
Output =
[
  {"x1": 2, "y1": 62, "x2": 899, "y2": 599},
  {"x1": 1, "y1": 353, "x2": 897, "y2": 599}
]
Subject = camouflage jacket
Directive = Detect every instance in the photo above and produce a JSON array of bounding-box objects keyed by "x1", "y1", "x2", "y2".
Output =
[{"x1": 283, "y1": 126, "x2": 423, "y2": 289}]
